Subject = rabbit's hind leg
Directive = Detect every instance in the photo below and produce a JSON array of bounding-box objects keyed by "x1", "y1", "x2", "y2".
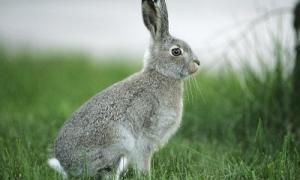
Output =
[
  {"x1": 93, "y1": 156, "x2": 129, "y2": 180},
  {"x1": 83, "y1": 147, "x2": 120, "y2": 178}
]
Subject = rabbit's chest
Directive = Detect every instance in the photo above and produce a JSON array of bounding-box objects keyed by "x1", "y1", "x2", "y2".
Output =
[{"x1": 151, "y1": 98, "x2": 183, "y2": 146}]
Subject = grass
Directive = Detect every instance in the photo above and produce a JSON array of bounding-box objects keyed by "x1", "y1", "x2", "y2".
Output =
[{"x1": 0, "y1": 48, "x2": 299, "y2": 179}]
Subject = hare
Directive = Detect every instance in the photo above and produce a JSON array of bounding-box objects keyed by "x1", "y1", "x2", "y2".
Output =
[{"x1": 48, "y1": 0, "x2": 200, "y2": 179}]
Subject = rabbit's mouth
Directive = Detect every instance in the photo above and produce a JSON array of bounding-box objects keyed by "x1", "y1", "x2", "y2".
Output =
[
  {"x1": 187, "y1": 60, "x2": 200, "y2": 75},
  {"x1": 179, "y1": 63, "x2": 199, "y2": 79}
]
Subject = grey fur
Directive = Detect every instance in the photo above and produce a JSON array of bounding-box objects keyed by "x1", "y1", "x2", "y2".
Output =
[{"x1": 50, "y1": 0, "x2": 200, "y2": 178}]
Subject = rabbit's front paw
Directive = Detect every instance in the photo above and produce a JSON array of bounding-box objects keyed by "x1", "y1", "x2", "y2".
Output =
[
  {"x1": 134, "y1": 155, "x2": 152, "y2": 176},
  {"x1": 138, "y1": 159, "x2": 151, "y2": 173}
]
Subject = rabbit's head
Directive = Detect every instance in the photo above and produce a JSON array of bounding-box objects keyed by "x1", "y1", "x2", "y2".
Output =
[{"x1": 142, "y1": 0, "x2": 200, "y2": 80}]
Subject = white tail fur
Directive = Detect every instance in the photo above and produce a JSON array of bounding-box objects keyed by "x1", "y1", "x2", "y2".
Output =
[{"x1": 48, "y1": 158, "x2": 68, "y2": 179}]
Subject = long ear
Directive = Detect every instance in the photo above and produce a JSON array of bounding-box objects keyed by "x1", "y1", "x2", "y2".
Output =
[{"x1": 142, "y1": 0, "x2": 169, "y2": 40}]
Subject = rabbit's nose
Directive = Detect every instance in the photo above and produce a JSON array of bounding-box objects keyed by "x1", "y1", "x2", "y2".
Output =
[{"x1": 193, "y1": 59, "x2": 200, "y2": 66}]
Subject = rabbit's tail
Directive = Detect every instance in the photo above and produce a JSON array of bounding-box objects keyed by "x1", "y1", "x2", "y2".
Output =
[{"x1": 48, "y1": 158, "x2": 68, "y2": 179}]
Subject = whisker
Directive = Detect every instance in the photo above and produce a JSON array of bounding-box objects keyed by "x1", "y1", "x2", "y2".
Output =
[
  {"x1": 188, "y1": 78, "x2": 195, "y2": 103},
  {"x1": 184, "y1": 81, "x2": 191, "y2": 104},
  {"x1": 192, "y1": 76, "x2": 207, "y2": 104},
  {"x1": 191, "y1": 77, "x2": 199, "y2": 95}
]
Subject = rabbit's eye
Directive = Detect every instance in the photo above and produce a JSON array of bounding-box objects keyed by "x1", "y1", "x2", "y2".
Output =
[{"x1": 171, "y1": 48, "x2": 182, "y2": 56}]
